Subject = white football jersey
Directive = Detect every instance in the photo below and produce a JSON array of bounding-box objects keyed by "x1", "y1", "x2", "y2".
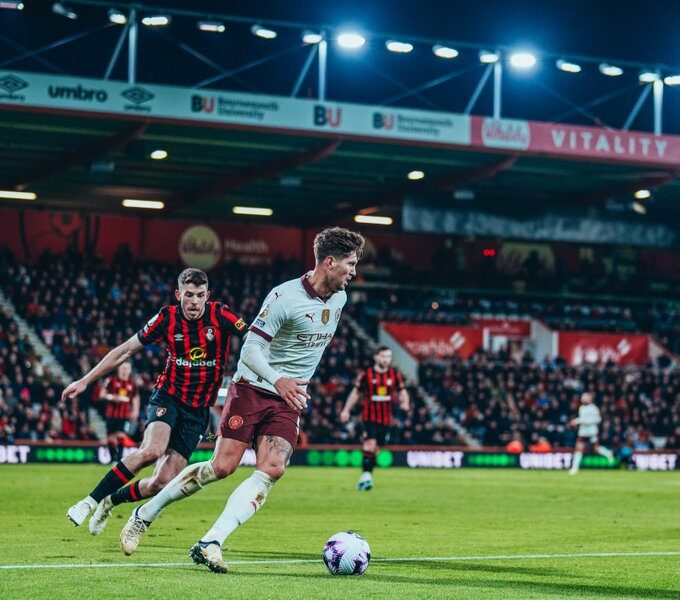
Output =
[
  {"x1": 235, "y1": 274, "x2": 346, "y2": 395},
  {"x1": 577, "y1": 403, "x2": 602, "y2": 437}
]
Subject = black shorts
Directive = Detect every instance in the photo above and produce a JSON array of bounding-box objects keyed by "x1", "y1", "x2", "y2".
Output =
[
  {"x1": 362, "y1": 421, "x2": 391, "y2": 446},
  {"x1": 105, "y1": 418, "x2": 128, "y2": 435},
  {"x1": 146, "y1": 390, "x2": 210, "y2": 460}
]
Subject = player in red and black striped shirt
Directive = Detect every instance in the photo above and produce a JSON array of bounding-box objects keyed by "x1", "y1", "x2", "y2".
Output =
[
  {"x1": 63, "y1": 268, "x2": 247, "y2": 535},
  {"x1": 340, "y1": 346, "x2": 409, "y2": 491},
  {"x1": 99, "y1": 361, "x2": 140, "y2": 463}
]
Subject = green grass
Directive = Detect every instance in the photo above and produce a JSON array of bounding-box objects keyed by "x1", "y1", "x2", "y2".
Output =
[{"x1": 0, "y1": 465, "x2": 679, "y2": 599}]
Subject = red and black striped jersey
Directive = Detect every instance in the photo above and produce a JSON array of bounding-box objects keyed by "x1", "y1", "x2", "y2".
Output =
[
  {"x1": 102, "y1": 375, "x2": 137, "y2": 420},
  {"x1": 355, "y1": 367, "x2": 405, "y2": 425},
  {"x1": 137, "y1": 302, "x2": 247, "y2": 408}
]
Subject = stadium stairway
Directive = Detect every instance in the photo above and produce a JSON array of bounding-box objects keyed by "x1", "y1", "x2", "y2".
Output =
[
  {"x1": 0, "y1": 287, "x2": 108, "y2": 441},
  {"x1": 344, "y1": 314, "x2": 480, "y2": 447}
]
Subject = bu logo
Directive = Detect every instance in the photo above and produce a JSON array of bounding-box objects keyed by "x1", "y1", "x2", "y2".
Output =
[
  {"x1": 373, "y1": 112, "x2": 395, "y2": 130},
  {"x1": 191, "y1": 94, "x2": 214, "y2": 113},
  {"x1": 313, "y1": 105, "x2": 342, "y2": 128}
]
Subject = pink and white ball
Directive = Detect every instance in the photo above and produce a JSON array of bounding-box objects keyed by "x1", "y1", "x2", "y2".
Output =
[{"x1": 322, "y1": 531, "x2": 371, "y2": 576}]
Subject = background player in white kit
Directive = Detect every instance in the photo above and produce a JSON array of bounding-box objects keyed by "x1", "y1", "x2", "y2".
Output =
[
  {"x1": 568, "y1": 392, "x2": 614, "y2": 475},
  {"x1": 118, "y1": 227, "x2": 364, "y2": 572}
]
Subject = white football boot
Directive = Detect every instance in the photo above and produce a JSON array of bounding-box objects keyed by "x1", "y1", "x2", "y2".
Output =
[
  {"x1": 119, "y1": 507, "x2": 150, "y2": 555},
  {"x1": 356, "y1": 472, "x2": 373, "y2": 491},
  {"x1": 190, "y1": 541, "x2": 229, "y2": 574},
  {"x1": 89, "y1": 496, "x2": 114, "y2": 535},
  {"x1": 66, "y1": 496, "x2": 98, "y2": 526}
]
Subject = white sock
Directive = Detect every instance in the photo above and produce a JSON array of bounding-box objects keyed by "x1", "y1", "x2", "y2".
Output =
[
  {"x1": 201, "y1": 470, "x2": 276, "y2": 546},
  {"x1": 597, "y1": 446, "x2": 613, "y2": 460},
  {"x1": 570, "y1": 451, "x2": 583, "y2": 473},
  {"x1": 138, "y1": 461, "x2": 216, "y2": 523}
]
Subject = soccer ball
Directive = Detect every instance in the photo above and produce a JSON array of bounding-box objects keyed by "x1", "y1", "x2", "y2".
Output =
[{"x1": 322, "y1": 531, "x2": 371, "y2": 576}]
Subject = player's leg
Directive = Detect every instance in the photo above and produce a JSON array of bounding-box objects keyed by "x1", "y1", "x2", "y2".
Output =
[
  {"x1": 90, "y1": 446, "x2": 186, "y2": 535},
  {"x1": 119, "y1": 394, "x2": 250, "y2": 556},
  {"x1": 569, "y1": 438, "x2": 585, "y2": 475},
  {"x1": 594, "y1": 441, "x2": 614, "y2": 464},
  {"x1": 358, "y1": 423, "x2": 378, "y2": 490},
  {"x1": 106, "y1": 431, "x2": 119, "y2": 464},
  {"x1": 133, "y1": 388, "x2": 252, "y2": 523},
  {"x1": 117, "y1": 437, "x2": 247, "y2": 559},
  {"x1": 191, "y1": 394, "x2": 298, "y2": 574},
  {"x1": 191, "y1": 434, "x2": 290, "y2": 573},
  {"x1": 136, "y1": 436, "x2": 247, "y2": 523},
  {"x1": 67, "y1": 419, "x2": 172, "y2": 527}
]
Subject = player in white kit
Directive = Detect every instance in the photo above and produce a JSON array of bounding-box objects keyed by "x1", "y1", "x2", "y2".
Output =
[
  {"x1": 568, "y1": 392, "x2": 614, "y2": 475},
  {"x1": 118, "y1": 227, "x2": 364, "y2": 572}
]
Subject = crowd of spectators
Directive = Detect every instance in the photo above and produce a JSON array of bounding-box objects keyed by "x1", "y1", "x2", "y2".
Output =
[
  {"x1": 349, "y1": 286, "x2": 680, "y2": 353},
  {"x1": 1, "y1": 245, "x2": 678, "y2": 450},
  {"x1": 1, "y1": 247, "x2": 452, "y2": 445},
  {"x1": 420, "y1": 350, "x2": 679, "y2": 451},
  {"x1": 0, "y1": 307, "x2": 96, "y2": 443}
]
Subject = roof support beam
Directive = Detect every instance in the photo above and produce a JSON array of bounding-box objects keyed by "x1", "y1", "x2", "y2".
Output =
[
  {"x1": 6, "y1": 121, "x2": 148, "y2": 191},
  {"x1": 173, "y1": 139, "x2": 341, "y2": 210}
]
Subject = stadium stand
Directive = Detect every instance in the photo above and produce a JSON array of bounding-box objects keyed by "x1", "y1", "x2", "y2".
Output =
[{"x1": 0, "y1": 248, "x2": 678, "y2": 449}]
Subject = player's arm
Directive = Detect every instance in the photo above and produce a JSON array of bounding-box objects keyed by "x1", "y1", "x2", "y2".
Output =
[
  {"x1": 99, "y1": 378, "x2": 113, "y2": 402},
  {"x1": 396, "y1": 371, "x2": 410, "y2": 411},
  {"x1": 217, "y1": 304, "x2": 248, "y2": 339},
  {"x1": 62, "y1": 334, "x2": 143, "y2": 401},
  {"x1": 240, "y1": 331, "x2": 310, "y2": 411},
  {"x1": 398, "y1": 388, "x2": 410, "y2": 411},
  {"x1": 340, "y1": 386, "x2": 361, "y2": 423}
]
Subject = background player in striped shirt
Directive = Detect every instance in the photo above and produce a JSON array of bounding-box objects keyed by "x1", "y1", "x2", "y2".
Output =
[
  {"x1": 117, "y1": 227, "x2": 364, "y2": 572},
  {"x1": 62, "y1": 268, "x2": 247, "y2": 535},
  {"x1": 340, "y1": 346, "x2": 409, "y2": 490},
  {"x1": 99, "y1": 361, "x2": 140, "y2": 463}
]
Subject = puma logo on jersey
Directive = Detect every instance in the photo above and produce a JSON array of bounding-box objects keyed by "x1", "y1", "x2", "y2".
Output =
[{"x1": 305, "y1": 313, "x2": 314, "y2": 322}]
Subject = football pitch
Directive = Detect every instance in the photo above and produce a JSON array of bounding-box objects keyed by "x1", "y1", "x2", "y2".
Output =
[{"x1": 0, "y1": 465, "x2": 678, "y2": 600}]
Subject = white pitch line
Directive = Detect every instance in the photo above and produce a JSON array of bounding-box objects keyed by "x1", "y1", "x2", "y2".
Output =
[{"x1": 0, "y1": 551, "x2": 678, "y2": 570}]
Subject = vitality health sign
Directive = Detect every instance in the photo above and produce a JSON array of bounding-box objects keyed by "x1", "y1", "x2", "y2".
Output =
[{"x1": 472, "y1": 116, "x2": 680, "y2": 167}]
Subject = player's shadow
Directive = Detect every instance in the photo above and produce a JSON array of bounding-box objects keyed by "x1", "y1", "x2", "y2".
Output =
[
  {"x1": 236, "y1": 562, "x2": 679, "y2": 599},
  {"x1": 230, "y1": 549, "x2": 320, "y2": 560}
]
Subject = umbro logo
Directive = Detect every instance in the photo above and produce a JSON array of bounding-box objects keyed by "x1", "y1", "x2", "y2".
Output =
[
  {"x1": 0, "y1": 74, "x2": 28, "y2": 94},
  {"x1": 121, "y1": 86, "x2": 154, "y2": 105},
  {"x1": 174, "y1": 334, "x2": 184, "y2": 341}
]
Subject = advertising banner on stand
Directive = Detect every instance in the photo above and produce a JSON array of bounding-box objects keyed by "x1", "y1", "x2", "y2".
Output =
[
  {"x1": 557, "y1": 331, "x2": 649, "y2": 366},
  {"x1": 382, "y1": 322, "x2": 485, "y2": 359},
  {"x1": 472, "y1": 317, "x2": 531, "y2": 338}
]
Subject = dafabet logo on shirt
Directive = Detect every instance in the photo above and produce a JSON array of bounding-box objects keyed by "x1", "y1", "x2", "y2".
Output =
[{"x1": 174, "y1": 346, "x2": 216, "y2": 367}]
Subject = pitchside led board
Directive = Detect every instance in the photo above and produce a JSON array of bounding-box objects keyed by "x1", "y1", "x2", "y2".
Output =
[
  {"x1": 2, "y1": 69, "x2": 680, "y2": 167},
  {"x1": 0, "y1": 444, "x2": 677, "y2": 471}
]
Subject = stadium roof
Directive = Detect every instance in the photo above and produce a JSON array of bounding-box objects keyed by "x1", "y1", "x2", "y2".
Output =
[
  {"x1": 2, "y1": 106, "x2": 680, "y2": 226},
  {"x1": 1, "y1": 1, "x2": 680, "y2": 226}
]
